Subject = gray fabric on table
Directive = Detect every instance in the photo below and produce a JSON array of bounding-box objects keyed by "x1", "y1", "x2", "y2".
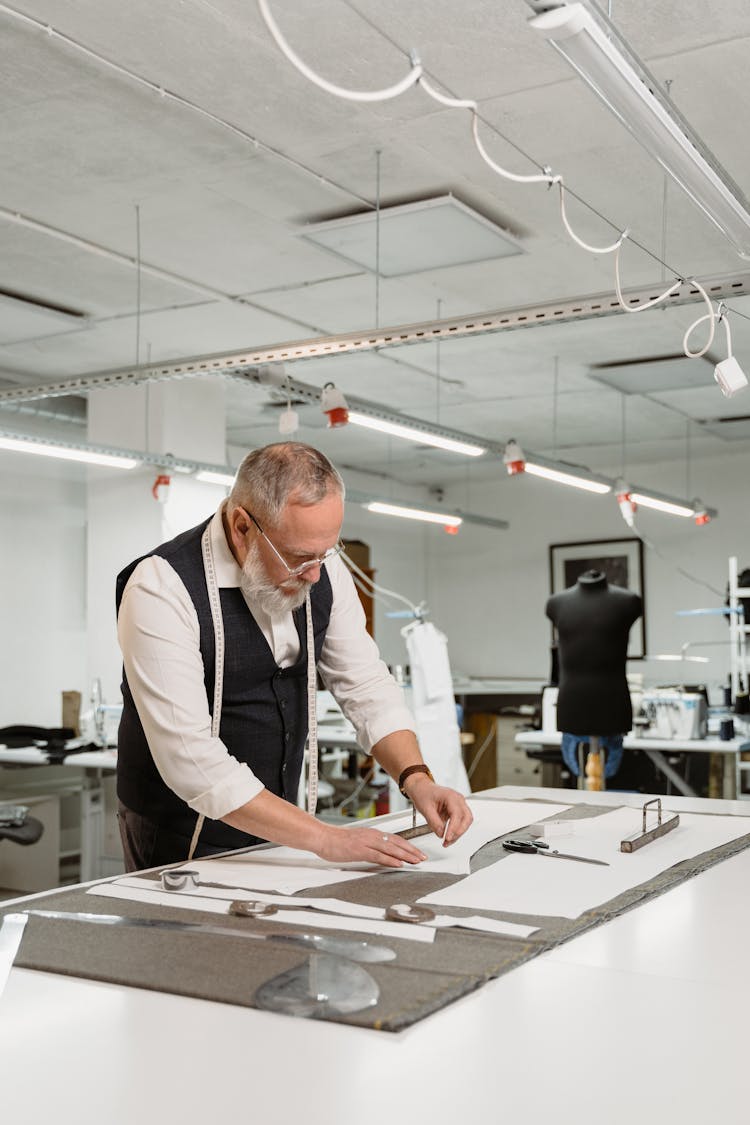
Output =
[{"x1": 3, "y1": 798, "x2": 749, "y2": 1031}]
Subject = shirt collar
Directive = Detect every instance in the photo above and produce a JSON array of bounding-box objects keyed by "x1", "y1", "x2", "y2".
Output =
[{"x1": 210, "y1": 504, "x2": 243, "y2": 588}]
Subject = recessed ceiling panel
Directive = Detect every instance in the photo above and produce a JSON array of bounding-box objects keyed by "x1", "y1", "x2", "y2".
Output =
[
  {"x1": 589, "y1": 354, "x2": 713, "y2": 394},
  {"x1": 699, "y1": 415, "x2": 750, "y2": 440},
  {"x1": 300, "y1": 195, "x2": 524, "y2": 276},
  {"x1": 0, "y1": 291, "x2": 86, "y2": 345}
]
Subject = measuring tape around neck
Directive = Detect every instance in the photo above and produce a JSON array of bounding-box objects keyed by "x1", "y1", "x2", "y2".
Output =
[
  {"x1": 192, "y1": 522, "x2": 320, "y2": 858},
  {"x1": 305, "y1": 589, "x2": 319, "y2": 817},
  {"x1": 189, "y1": 523, "x2": 227, "y2": 860}
]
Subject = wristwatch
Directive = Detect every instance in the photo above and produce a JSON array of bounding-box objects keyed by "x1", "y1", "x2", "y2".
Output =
[{"x1": 398, "y1": 763, "x2": 434, "y2": 796}]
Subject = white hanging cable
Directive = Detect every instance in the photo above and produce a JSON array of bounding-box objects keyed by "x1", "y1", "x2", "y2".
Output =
[
  {"x1": 614, "y1": 240, "x2": 682, "y2": 312},
  {"x1": 558, "y1": 182, "x2": 628, "y2": 254},
  {"x1": 630, "y1": 519, "x2": 724, "y2": 598},
  {"x1": 257, "y1": 8, "x2": 726, "y2": 374},
  {"x1": 349, "y1": 566, "x2": 420, "y2": 618},
  {"x1": 720, "y1": 304, "x2": 733, "y2": 358},
  {"x1": 417, "y1": 75, "x2": 476, "y2": 112},
  {"x1": 8, "y1": 0, "x2": 725, "y2": 375},
  {"x1": 420, "y1": 78, "x2": 627, "y2": 253},
  {"x1": 257, "y1": 0, "x2": 422, "y2": 102},
  {"x1": 681, "y1": 280, "x2": 718, "y2": 358},
  {"x1": 348, "y1": 569, "x2": 416, "y2": 619},
  {"x1": 469, "y1": 111, "x2": 557, "y2": 186},
  {"x1": 342, "y1": 550, "x2": 421, "y2": 618}
]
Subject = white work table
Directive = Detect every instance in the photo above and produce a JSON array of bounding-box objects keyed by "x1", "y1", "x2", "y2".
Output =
[
  {"x1": 0, "y1": 746, "x2": 117, "y2": 770},
  {"x1": 515, "y1": 727, "x2": 750, "y2": 799},
  {"x1": 0, "y1": 746, "x2": 117, "y2": 885},
  {"x1": 1, "y1": 785, "x2": 748, "y2": 1124}
]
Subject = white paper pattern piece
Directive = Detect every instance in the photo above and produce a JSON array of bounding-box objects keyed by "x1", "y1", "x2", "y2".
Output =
[
  {"x1": 169, "y1": 858, "x2": 368, "y2": 895},
  {"x1": 88, "y1": 882, "x2": 435, "y2": 943},
  {"x1": 159, "y1": 798, "x2": 571, "y2": 887},
  {"x1": 419, "y1": 806, "x2": 750, "y2": 919},
  {"x1": 108, "y1": 878, "x2": 388, "y2": 917},
  {"x1": 432, "y1": 915, "x2": 538, "y2": 938},
  {"x1": 379, "y1": 798, "x2": 572, "y2": 876},
  {"x1": 98, "y1": 877, "x2": 539, "y2": 939}
]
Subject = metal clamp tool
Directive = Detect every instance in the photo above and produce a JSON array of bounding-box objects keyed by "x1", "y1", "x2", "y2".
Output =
[
  {"x1": 620, "y1": 798, "x2": 680, "y2": 853},
  {"x1": 384, "y1": 903, "x2": 436, "y2": 924},
  {"x1": 160, "y1": 869, "x2": 201, "y2": 891},
  {"x1": 228, "y1": 899, "x2": 278, "y2": 918}
]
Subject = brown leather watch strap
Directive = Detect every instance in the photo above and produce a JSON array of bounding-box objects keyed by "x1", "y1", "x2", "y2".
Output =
[{"x1": 398, "y1": 763, "x2": 434, "y2": 796}]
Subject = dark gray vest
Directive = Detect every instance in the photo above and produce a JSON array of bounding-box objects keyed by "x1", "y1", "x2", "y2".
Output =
[{"x1": 115, "y1": 516, "x2": 333, "y2": 854}]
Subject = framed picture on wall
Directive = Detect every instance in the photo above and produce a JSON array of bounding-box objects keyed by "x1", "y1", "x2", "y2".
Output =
[{"x1": 548, "y1": 537, "x2": 646, "y2": 658}]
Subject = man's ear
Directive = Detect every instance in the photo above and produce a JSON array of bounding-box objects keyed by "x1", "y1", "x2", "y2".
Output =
[{"x1": 224, "y1": 505, "x2": 252, "y2": 563}]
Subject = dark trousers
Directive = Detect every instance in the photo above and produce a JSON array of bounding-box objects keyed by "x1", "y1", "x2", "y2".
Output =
[{"x1": 117, "y1": 802, "x2": 263, "y2": 871}]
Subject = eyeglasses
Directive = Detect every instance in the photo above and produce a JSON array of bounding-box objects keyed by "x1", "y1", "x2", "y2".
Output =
[{"x1": 243, "y1": 510, "x2": 344, "y2": 578}]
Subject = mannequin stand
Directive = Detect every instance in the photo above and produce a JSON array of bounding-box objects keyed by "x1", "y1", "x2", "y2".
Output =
[{"x1": 576, "y1": 735, "x2": 606, "y2": 792}]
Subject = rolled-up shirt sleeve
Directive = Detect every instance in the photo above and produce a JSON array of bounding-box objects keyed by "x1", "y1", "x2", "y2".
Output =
[
  {"x1": 317, "y1": 555, "x2": 416, "y2": 751},
  {"x1": 117, "y1": 556, "x2": 264, "y2": 819}
]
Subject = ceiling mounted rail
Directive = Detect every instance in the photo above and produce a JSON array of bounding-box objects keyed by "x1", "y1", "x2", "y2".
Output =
[{"x1": 1, "y1": 270, "x2": 749, "y2": 407}]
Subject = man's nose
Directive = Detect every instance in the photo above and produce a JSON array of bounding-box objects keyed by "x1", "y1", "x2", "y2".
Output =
[{"x1": 296, "y1": 562, "x2": 321, "y2": 582}]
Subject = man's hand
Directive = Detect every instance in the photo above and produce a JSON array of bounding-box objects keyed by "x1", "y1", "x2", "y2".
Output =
[
  {"x1": 315, "y1": 824, "x2": 428, "y2": 868},
  {"x1": 404, "y1": 774, "x2": 473, "y2": 846}
]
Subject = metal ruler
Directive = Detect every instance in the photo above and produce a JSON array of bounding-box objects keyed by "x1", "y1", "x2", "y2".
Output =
[
  {"x1": 16, "y1": 909, "x2": 395, "y2": 962},
  {"x1": 395, "y1": 822, "x2": 433, "y2": 841}
]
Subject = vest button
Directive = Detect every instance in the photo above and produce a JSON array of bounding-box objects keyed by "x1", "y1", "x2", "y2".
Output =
[
  {"x1": 280, "y1": 700, "x2": 287, "y2": 710},
  {"x1": 285, "y1": 732, "x2": 291, "y2": 742}
]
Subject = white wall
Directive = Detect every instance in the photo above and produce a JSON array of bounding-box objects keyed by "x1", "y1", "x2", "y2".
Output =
[
  {"x1": 87, "y1": 381, "x2": 228, "y2": 703},
  {"x1": 0, "y1": 452, "x2": 87, "y2": 727},
  {"x1": 2, "y1": 441, "x2": 747, "y2": 723},
  {"x1": 340, "y1": 488, "x2": 432, "y2": 669},
  {"x1": 432, "y1": 447, "x2": 750, "y2": 703}
]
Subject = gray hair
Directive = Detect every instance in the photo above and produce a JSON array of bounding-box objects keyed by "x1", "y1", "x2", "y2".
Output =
[{"x1": 228, "y1": 442, "x2": 345, "y2": 526}]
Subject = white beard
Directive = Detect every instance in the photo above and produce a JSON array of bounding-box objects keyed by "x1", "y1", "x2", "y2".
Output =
[{"x1": 239, "y1": 541, "x2": 312, "y2": 615}]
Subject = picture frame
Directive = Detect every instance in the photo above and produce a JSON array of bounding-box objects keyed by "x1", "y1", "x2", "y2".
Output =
[{"x1": 548, "y1": 536, "x2": 646, "y2": 658}]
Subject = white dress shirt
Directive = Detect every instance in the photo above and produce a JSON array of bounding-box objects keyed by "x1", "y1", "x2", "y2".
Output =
[{"x1": 117, "y1": 507, "x2": 416, "y2": 820}]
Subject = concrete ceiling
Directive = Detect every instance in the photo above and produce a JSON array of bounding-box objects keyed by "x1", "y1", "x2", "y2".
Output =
[{"x1": 2, "y1": 0, "x2": 750, "y2": 497}]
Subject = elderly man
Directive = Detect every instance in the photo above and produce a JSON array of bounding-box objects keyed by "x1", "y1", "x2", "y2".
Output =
[{"x1": 116, "y1": 441, "x2": 472, "y2": 870}]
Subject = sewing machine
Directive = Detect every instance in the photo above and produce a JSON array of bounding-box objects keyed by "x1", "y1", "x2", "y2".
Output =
[{"x1": 634, "y1": 689, "x2": 708, "y2": 740}]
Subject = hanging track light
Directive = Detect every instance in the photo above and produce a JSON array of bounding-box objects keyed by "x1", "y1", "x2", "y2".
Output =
[
  {"x1": 0, "y1": 432, "x2": 138, "y2": 470},
  {"x1": 524, "y1": 460, "x2": 611, "y2": 494},
  {"x1": 629, "y1": 490, "x2": 702, "y2": 519},
  {"x1": 528, "y1": 2, "x2": 750, "y2": 257},
  {"x1": 365, "y1": 501, "x2": 462, "y2": 528},
  {"x1": 503, "y1": 441, "x2": 611, "y2": 494},
  {"x1": 348, "y1": 411, "x2": 486, "y2": 457}
]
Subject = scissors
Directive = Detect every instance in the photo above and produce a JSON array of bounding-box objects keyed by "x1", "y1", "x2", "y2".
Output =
[{"x1": 502, "y1": 837, "x2": 609, "y2": 867}]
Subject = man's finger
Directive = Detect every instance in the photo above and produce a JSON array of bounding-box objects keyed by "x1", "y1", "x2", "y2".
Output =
[{"x1": 376, "y1": 830, "x2": 426, "y2": 863}]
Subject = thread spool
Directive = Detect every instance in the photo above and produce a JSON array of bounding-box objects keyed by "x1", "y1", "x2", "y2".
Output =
[{"x1": 720, "y1": 718, "x2": 735, "y2": 741}]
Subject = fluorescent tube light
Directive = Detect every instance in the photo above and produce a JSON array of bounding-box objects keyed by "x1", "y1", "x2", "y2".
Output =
[
  {"x1": 630, "y1": 491, "x2": 693, "y2": 518},
  {"x1": 524, "y1": 461, "x2": 612, "y2": 494},
  {"x1": 365, "y1": 501, "x2": 462, "y2": 527},
  {"x1": 348, "y1": 411, "x2": 486, "y2": 457},
  {"x1": 530, "y1": 3, "x2": 750, "y2": 257},
  {"x1": 0, "y1": 434, "x2": 138, "y2": 469},
  {"x1": 195, "y1": 469, "x2": 236, "y2": 487}
]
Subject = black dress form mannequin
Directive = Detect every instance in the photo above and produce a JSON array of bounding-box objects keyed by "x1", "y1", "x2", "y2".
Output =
[{"x1": 545, "y1": 570, "x2": 642, "y2": 735}]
